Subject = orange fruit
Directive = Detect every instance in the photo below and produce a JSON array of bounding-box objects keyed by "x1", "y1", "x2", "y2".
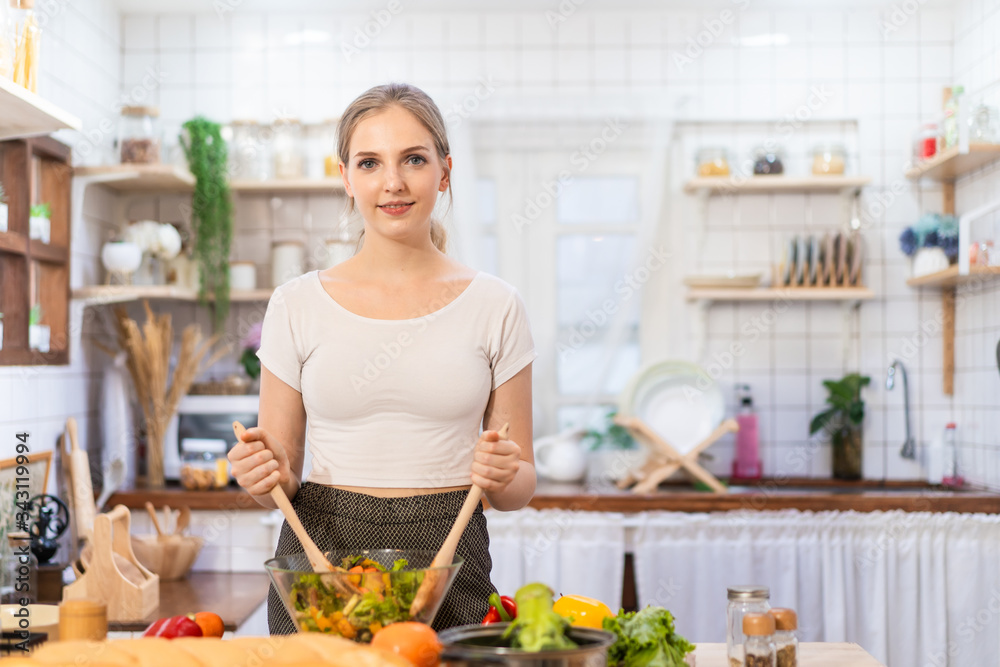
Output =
[
  {"x1": 371, "y1": 622, "x2": 441, "y2": 667},
  {"x1": 191, "y1": 611, "x2": 225, "y2": 638}
]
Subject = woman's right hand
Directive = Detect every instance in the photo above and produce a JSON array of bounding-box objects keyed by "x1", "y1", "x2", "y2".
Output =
[{"x1": 228, "y1": 426, "x2": 292, "y2": 497}]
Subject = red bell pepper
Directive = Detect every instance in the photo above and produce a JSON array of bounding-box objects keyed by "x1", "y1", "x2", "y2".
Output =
[
  {"x1": 142, "y1": 614, "x2": 204, "y2": 639},
  {"x1": 482, "y1": 593, "x2": 517, "y2": 624}
]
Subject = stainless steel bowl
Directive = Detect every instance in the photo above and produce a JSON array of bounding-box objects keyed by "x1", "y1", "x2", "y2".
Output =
[{"x1": 438, "y1": 622, "x2": 615, "y2": 667}]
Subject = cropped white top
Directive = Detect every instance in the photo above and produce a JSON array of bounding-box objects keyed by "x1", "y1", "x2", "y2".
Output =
[{"x1": 256, "y1": 271, "x2": 536, "y2": 488}]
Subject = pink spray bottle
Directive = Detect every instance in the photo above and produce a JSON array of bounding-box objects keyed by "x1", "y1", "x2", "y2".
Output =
[{"x1": 732, "y1": 383, "x2": 762, "y2": 479}]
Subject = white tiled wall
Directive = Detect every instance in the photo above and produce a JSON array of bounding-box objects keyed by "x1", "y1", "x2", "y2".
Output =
[
  {"x1": 4, "y1": 4, "x2": 999, "y2": 496},
  {"x1": 0, "y1": 0, "x2": 120, "y2": 486},
  {"x1": 951, "y1": 0, "x2": 1000, "y2": 491}
]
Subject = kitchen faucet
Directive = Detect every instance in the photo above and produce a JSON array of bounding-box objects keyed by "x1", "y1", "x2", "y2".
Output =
[{"x1": 886, "y1": 359, "x2": 916, "y2": 459}]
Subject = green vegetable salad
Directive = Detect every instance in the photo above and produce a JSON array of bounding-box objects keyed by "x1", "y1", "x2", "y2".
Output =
[{"x1": 289, "y1": 554, "x2": 422, "y2": 642}]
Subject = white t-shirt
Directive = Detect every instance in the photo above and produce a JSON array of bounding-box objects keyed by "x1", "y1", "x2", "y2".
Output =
[{"x1": 256, "y1": 270, "x2": 536, "y2": 488}]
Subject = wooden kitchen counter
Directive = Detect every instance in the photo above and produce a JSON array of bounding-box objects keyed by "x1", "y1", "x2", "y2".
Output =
[
  {"x1": 693, "y1": 642, "x2": 884, "y2": 666},
  {"x1": 107, "y1": 478, "x2": 1000, "y2": 514},
  {"x1": 107, "y1": 572, "x2": 270, "y2": 633}
]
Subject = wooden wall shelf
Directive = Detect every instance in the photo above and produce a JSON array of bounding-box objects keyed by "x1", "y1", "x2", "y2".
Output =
[
  {"x1": 73, "y1": 285, "x2": 274, "y2": 305},
  {"x1": 683, "y1": 175, "x2": 871, "y2": 195},
  {"x1": 686, "y1": 287, "x2": 874, "y2": 302},
  {"x1": 905, "y1": 143, "x2": 1000, "y2": 182},
  {"x1": 229, "y1": 178, "x2": 346, "y2": 193},
  {"x1": 906, "y1": 265, "x2": 1000, "y2": 288},
  {"x1": 0, "y1": 77, "x2": 82, "y2": 141},
  {"x1": 74, "y1": 164, "x2": 196, "y2": 192}
]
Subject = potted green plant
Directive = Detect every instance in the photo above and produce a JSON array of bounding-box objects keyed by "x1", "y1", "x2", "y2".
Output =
[
  {"x1": 810, "y1": 373, "x2": 871, "y2": 480},
  {"x1": 580, "y1": 410, "x2": 644, "y2": 484},
  {"x1": 28, "y1": 303, "x2": 49, "y2": 353},
  {"x1": 29, "y1": 202, "x2": 50, "y2": 243},
  {"x1": 181, "y1": 116, "x2": 233, "y2": 332},
  {"x1": 0, "y1": 181, "x2": 8, "y2": 233}
]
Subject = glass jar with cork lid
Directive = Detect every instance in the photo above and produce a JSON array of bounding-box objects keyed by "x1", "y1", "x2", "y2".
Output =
[
  {"x1": 743, "y1": 612, "x2": 777, "y2": 667},
  {"x1": 811, "y1": 143, "x2": 846, "y2": 175},
  {"x1": 728, "y1": 585, "x2": 771, "y2": 667},
  {"x1": 119, "y1": 106, "x2": 162, "y2": 164}
]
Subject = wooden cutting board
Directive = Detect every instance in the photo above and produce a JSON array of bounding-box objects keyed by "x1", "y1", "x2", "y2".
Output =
[{"x1": 690, "y1": 642, "x2": 885, "y2": 666}]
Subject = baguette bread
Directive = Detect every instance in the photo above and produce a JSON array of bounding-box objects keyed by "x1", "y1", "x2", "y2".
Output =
[{"x1": 17, "y1": 634, "x2": 412, "y2": 667}]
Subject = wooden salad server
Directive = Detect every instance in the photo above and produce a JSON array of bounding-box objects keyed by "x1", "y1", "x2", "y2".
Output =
[
  {"x1": 410, "y1": 423, "x2": 510, "y2": 617},
  {"x1": 232, "y1": 421, "x2": 358, "y2": 597}
]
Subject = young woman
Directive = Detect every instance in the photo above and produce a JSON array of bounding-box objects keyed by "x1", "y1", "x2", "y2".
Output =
[{"x1": 227, "y1": 83, "x2": 536, "y2": 634}]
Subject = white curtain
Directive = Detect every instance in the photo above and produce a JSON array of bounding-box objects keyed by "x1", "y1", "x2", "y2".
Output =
[
  {"x1": 485, "y1": 508, "x2": 626, "y2": 609},
  {"x1": 633, "y1": 510, "x2": 1000, "y2": 667}
]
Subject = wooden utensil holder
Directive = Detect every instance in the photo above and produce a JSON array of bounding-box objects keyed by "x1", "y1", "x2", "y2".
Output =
[{"x1": 62, "y1": 505, "x2": 159, "y2": 622}]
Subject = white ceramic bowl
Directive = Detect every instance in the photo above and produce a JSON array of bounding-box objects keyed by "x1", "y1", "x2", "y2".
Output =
[
  {"x1": 1, "y1": 603, "x2": 60, "y2": 641},
  {"x1": 101, "y1": 241, "x2": 143, "y2": 274}
]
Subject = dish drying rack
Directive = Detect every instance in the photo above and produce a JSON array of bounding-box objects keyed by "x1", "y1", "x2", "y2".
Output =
[{"x1": 614, "y1": 414, "x2": 738, "y2": 495}]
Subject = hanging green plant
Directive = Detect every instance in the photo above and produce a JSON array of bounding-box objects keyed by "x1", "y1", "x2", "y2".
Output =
[{"x1": 181, "y1": 116, "x2": 233, "y2": 332}]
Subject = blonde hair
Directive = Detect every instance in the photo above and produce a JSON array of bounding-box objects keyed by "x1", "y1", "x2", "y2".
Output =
[{"x1": 338, "y1": 83, "x2": 451, "y2": 252}]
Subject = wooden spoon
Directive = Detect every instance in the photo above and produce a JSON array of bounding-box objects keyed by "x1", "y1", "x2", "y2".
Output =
[
  {"x1": 175, "y1": 506, "x2": 191, "y2": 535},
  {"x1": 410, "y1": 423, "x2": 509, "y2": 617},
  {"x1": 162, "y1": 505, "x2": 173, "y2": 536},
  {"x1": 232, "y1": 421, "x2": 358, "y2": 597},
  {"x1": 145, "y1": 501, "x2": 164, "y2": 537}
]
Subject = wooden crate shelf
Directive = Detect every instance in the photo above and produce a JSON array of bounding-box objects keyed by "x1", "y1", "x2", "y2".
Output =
[{"x1": 0, "y1": 136, "x2": 72, "y2": 366}]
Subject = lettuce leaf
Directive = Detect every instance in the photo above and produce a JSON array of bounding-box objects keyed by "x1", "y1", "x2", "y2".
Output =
[{"x1": 603, "y1": 606, "x2": 695, "y2": 667}]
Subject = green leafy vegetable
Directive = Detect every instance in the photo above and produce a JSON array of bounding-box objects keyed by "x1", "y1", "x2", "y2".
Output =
[
  {"x1": 603, "y1": 606, "x2": 694, "y2": 667},
  {"x1": 503, "y1": 582, "x2": 577, "y2": 651},
  {"x1": 288, "y1": 556, "x2": 424, "y2": 641}
]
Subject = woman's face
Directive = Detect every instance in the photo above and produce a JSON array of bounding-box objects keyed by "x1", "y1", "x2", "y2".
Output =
[{"x1": 340, "y1": 105, "x2": 450, "y2": 246}]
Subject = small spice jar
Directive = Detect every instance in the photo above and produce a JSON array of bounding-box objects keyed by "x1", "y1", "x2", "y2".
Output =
[
  {"x1": 697, "y1": 147, "x2": 731, "y2": 176},
  {"x1": 306, "y1": 118, "x2": 338, "y2": 179},
  {"x1": 272, "y1": 118, "x2": 304, "y2": 179},
  {"x1": 119, "y1": 106, "x2": 161, "y2": 164},
  {"x1": 770, "y1": 608, "x2": 798, "y2": 667},
  {"x1": 728, "y1": 586, "x2": 771, "y2": 667},
  {"x1": 913, "y1": 123, "x2": 940, "y2": 162},
  {"x1": 752, "y1": 145, "x2": 784, "y2": 175},
  {"x1": 811, "y1": 143, "x2": 846, "y2": 175},
  {"x1": 743, "y1": 613, "x2": 777, "y2": 667}
]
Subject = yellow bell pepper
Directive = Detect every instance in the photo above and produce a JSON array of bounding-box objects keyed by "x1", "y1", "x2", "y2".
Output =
[{"x1": 552, "y1": 595, "x2": 614, "y2": 629}]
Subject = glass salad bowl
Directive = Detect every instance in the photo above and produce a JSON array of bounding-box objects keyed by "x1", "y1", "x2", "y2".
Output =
[{"x1": 265, "y1": 549, "x2": 463, "y2": 642}]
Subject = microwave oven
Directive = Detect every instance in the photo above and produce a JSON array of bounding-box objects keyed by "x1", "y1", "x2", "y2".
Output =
[{"x1": 164, "y1": 394, "x2": 259, "y2": 482}]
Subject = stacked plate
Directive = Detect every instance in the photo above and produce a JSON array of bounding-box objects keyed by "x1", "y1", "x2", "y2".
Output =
[
  {"x1": 776, "y1": 230, "x2": 864, "y2": 287},
  {"x1": 617, "y1": 361, "x2": 725, "y2": 455}
]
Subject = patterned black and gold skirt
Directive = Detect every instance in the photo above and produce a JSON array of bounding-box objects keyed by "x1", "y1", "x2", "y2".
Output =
[{"x1": 267, "y1": 482, "x2": 497, "y2": 635}]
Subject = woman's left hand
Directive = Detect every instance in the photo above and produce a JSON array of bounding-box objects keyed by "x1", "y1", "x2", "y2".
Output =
[{"x1": 471, "y1": 429, "x2": 521, "y2": 492}]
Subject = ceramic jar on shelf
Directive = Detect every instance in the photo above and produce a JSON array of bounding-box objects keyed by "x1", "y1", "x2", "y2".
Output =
[{"x1": 271, "y1": 240, "x2": 304, "y2": 288}]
